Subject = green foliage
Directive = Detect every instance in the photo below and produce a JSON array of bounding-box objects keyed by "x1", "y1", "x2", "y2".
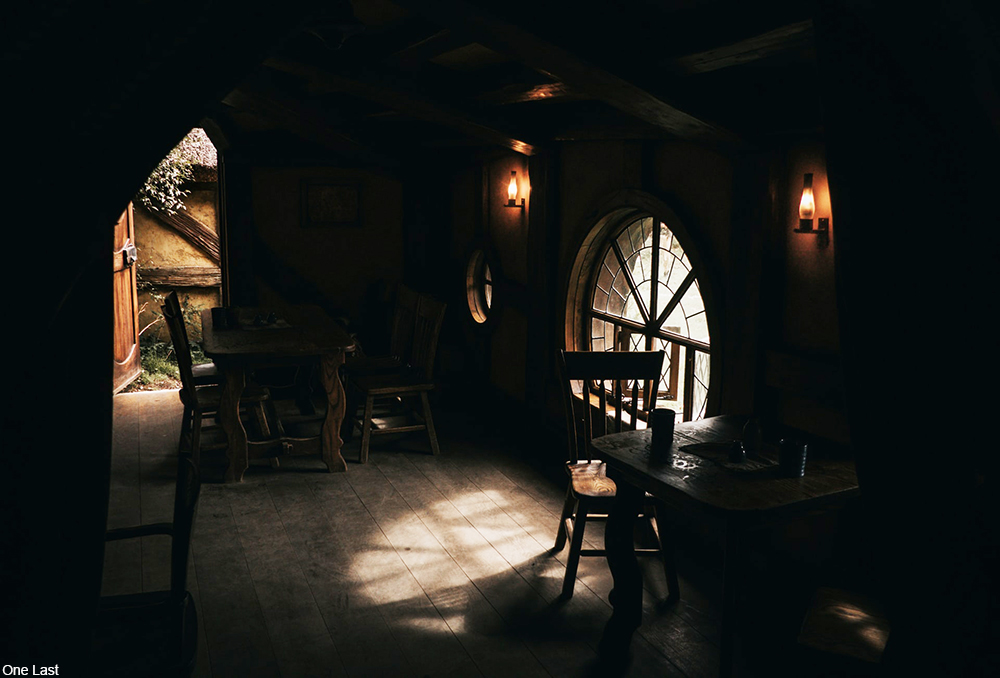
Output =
[
  {"x1": 135, "y1": 131, "x2": 198, "y2": 215},
  {"x1": 126, "y1": 292, "x2": 212, "y2": 391},
  {"x1": 134, "y1": 339, "x2": 181, "y2": 387}
]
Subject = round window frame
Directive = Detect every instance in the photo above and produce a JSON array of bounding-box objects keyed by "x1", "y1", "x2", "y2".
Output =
[{"x1": 465, "y1": 248, "x2": 494, "y2": 324}]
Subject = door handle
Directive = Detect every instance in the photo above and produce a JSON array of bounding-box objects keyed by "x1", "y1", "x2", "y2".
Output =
[{"x1": 124, "y1": 242, "x2": 138, "y2": 267}]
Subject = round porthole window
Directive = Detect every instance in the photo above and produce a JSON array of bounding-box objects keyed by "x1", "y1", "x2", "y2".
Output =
[{"x1": 465, "y1": 250, "x2": 493, "y2": 324}]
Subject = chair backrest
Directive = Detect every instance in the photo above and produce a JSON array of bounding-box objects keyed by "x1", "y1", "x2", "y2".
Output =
[
  {"x1": 170, "y1": 456, "x2": 201, "y2": 602},
  {"x1": 558, "y1": 349, "x2": 665, "y2": 464},
  {"x1": 411, "y1": 293, "x2": 447, "y2": 381},
  {"x1": 389, "y1": 283, "x2": 420, "y2": 361},
  {"x1": 161, "y1": 292, "x2": 198, "y2": 403}
]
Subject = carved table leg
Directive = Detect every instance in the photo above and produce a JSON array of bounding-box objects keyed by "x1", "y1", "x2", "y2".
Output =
[
  {"x1": 599, "y1": 477, "x2": 645, "y2": 663},
  {"x1": 220, "y1": 363, "x2": 248, "y2": 483},
  {"x1": 319, "y1": 351, "x2": 348, "y2": 472}
]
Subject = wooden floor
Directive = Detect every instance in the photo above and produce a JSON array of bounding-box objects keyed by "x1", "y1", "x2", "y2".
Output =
[{"x1": 106, "y1": 390, "x2": 738, "y2": 678}]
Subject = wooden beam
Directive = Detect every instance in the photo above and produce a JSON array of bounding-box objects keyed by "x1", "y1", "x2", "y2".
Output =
[
  {"x1": 383, "y1": 29, "x2": 473, "y2": 71},
  {"x1": 665, "y1": 20, "x2": 815, "y2": 76},
  {"x1": 477, "y1": 82, "x2": 584, "y2": 105},
  {"x1": 149, "y1": 204, "x2": 221, "y2": 262},
  {"x1": 140, "y1": 266, "x2": 222, "y2": 287},
  {"x1": 263, "y1": 56, "x2": 538, "y2": 155},
  {"x1": 390, "y1": 0, "x2": 740, "y2": 146}
]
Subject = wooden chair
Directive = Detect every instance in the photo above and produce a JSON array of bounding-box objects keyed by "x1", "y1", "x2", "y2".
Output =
[
  {"x1": 162, "y1": 291, "x2": 219, "y2": 386},
  {"x1": 346, "y1": 282, "x2": 420, "y2": 376},
  {"x1": 91, "y1": 456, "x2": 201, "y2": 676},
  {"x1": 554, "y1": 349, "x2": 680, "y2": 600},
  {"x1": 161, "y1": 297, "x2": 269, "y2": 466},
  {"x1": 347, "y1": 292, "x2": 446, "y2": 463}
]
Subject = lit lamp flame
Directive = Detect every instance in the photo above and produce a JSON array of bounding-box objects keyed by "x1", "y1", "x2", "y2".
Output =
[
  {"x1": 799, "y1": 173, "x2": 815, "y2": 230},
  {"x1": 507, "y1": 171, "x2": 518, "y2": 205}
]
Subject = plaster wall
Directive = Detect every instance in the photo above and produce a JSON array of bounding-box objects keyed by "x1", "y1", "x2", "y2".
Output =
[{"x1": 135, "y1": 188, "x2": 221, "y2": 342}]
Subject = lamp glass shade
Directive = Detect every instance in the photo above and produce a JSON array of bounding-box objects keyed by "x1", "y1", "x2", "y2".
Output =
[
  {"x1": 799, "y1": 173, "x2": 815, "y2": 220},
  {"x1": 508, "y1": 171, "x2": 518, "y2": 203}
]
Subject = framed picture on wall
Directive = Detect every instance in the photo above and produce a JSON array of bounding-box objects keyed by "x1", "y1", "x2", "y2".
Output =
[{"x1": 300, "y1": 180, "x2": 361, "y2": 228}]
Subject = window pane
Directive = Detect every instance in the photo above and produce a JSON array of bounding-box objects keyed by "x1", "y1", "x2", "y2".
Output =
[
  {"x1": 626, "y1": 250, "x2": 645, "y2": 283},
  {"x1": 641, "y1": 217, "x2": 654, "y2": 246},
  {"x1": 659, "y1": 226, "x2": 673, "y2": 254},
  {"x1": 592, "y1": 285, "x2": 609, "y2": 313},
  {"x1": 638, "y1": 247, "x2": 653, "y2": 284},
  {"x1": 693, "y1": 351, "x2": 710, "y2": 420},
  {"x1": 670, "y1": 232, "x2": 686, "y2": 261},
  {"x1": 617, "y1": 230, "x2": 635, "y2": 258},
  {"x1": 623, "y1": 294, "x2": 643, "y2": 323},
  {"x1": 636, "y1": 280, "x2": 652, "y2": 317},
  {"x1": 628, "y1": 220, "x2": 644, "y2": 253},
  {"x1": 658, "y1": 249, "x2": 674, "y2": 291},
  {"x1": 484, "y1": 282, "x2": 492, "y2": 308},
  {"x1": 608, "y1": 289, "x2": 626, "y2": 316},
  {"x1": 664, "y1": 306, "x2": 688, "y2": 337},
  {"x1": 687, "y1": 310, "x2": 710, "y2": 343},
  {"x1": 665, "y1": 261, "x2": 688, "y2": 294},
  {"x1": 611, "y1": 270, "x2": 631, "y2": 301},
  {"x1": 680, "y1": 279, "x2": 704, "y2": 316},
  {"x1": 591, "y1": 317, "x2": 605, "y2": 340}
]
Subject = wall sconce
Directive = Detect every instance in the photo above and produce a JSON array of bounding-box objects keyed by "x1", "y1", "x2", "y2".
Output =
[
  {"x1": 794, "y1": 173, "x2": 830, "y2": 248},
  {"x1": 505, "y1": 171, "x2": 524, "y2": 209}
]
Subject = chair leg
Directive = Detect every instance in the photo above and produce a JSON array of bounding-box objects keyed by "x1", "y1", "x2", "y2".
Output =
[
  {"x1": 179, "y1": 405, "x2": 193, "y2": 454},
  {"x1": 419, "y1": 390, "x2": 440, "y2": 455},
  {"x1": 360, "y1": 394, "x2": 375, "y2": 464},
  {"x1": 562, "y1": 501, "x2": 589, "y2": 600},
  {"x1": 554, "y1": 486, "x2": 576, "y2": 552},
  {"x1": 652, "y1": 503, "x2": 680, "y2": 604},
  {"x1": 190, "y1": 410, "x2": 203, "y2": 468},
  {"x1": 253, "y1": 402, "x2": 271, "y2": 440}
]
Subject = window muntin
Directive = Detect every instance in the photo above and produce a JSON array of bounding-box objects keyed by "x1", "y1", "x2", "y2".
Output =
[{"x1": 587, "y1": 215, "x2": 711, "y2": 421}]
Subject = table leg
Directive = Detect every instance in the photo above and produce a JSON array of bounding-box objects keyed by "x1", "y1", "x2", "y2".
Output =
[
  {"x1": 220, "y1": 364, "x2": 248, "y2": 483},
  {"x1": 319, "y1": 352, "x2": 348, "y2": 473},
  {"x1": 599, "y1": 478, "x2": 644, "y2": 662},
  {"x1": 719, "y1": 521, "x2": 742, "y2": 678}
]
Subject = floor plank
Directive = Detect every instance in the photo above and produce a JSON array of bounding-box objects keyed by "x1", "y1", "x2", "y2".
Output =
[
  {"x1": 359, "y1": 453, "x2": 550, "y2": 678},
  {"x1": 267, "y1": 475, "x2": 410, "y2": 678},
  {"x1": 104, "y1": 392, "x2": 733, "y2": 678},
  {"x1": 227, "y1": 482, "x2": 346, "y2": 677},
  {"x1": 311, "y1": 466, "x2": 483, "y2": 677}
]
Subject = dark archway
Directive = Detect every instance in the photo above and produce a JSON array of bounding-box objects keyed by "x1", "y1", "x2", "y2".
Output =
[{"x1": 2, "y1": 2, "x2": 348, "y2": 668}]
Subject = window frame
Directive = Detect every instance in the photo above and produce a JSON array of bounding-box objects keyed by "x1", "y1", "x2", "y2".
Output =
[{"x1": 565, "y1": 197, "x2": 719, "y2": 423}]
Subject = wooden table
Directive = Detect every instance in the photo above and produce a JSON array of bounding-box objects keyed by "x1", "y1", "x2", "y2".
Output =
[
  {"x1": 201, "y1": 307, "x2": 355, "y2": 482},
  {"x1": 592, "y1": 415, "x2": 859, "y2": 677}
]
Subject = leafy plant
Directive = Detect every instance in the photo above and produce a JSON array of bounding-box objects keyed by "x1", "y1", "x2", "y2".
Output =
[{"x1": 135, "y1": 131, "x2": 198, "y2": 215}]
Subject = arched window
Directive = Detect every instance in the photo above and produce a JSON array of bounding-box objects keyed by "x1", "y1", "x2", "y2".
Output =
[{"x1": 585, "y1": 213, "x2": 712, "y2": 421}]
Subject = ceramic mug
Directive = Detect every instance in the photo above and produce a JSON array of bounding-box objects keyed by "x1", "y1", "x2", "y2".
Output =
[{"x1": 650, "y1": 408, "x2": 676, "y2": 458}]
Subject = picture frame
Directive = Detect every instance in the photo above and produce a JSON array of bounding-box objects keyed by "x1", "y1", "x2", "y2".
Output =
[{"x1": 300, "y1": 180, "x2": 361, "y2": 228}]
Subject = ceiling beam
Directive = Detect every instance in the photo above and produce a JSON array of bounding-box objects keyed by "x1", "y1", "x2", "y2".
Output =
[
  {"x1": 478, "y1": 82, "x2": 587, "y2": 105},
  {"x1": 383, "y1": 28, "x2": 473, "y2": 71},
  {"x1": 263, "y1": 55, "x2": 538, "y2": 155},
  {"x1": 390, "y1": 0, "x2": 741, "y2": 147},
  {"x1": 665, "y1": 19, "x2": 815, "y2": 76}
]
